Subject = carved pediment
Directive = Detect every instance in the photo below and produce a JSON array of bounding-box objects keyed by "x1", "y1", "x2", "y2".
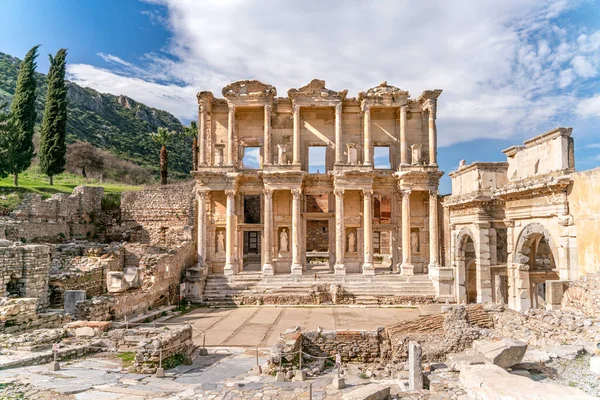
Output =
[
  {"x1": 287, "y1": 79, "x2": 347, "y2": 100},
  {"x1": 358, "y1": 81, "x2": 409, "y2": 101},
  {"x1": 222, "y1": 80, "x2": 277, "y2": 98}
]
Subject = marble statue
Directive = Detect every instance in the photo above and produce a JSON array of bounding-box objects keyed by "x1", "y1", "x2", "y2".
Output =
[
  {"x1": 348, "y1": 232, "x2": 356, "y2": 252},
  {"x1": 280, "y1": 228, "x2": 289, "y2": 252},
  {"x1": 217, "y1": 231, "x2": 225, "y2": 253}
]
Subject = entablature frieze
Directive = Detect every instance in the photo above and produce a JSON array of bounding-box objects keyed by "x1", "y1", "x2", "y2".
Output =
[
  {"x1": 194, "y1": 171, "x2": 240, "y2": 191},
  {"x1": 395, "y1": 169, "x2": 443, "y2": 191},
  {"x1": 494, "y1": 175, "x2": 571, "y2": 201},
  {"x1": 258, "y1": 170, "x2": 305, "y2": 190}
]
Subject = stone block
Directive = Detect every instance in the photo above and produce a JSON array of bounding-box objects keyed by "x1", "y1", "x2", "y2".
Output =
[
  {"x1": 341, "y1": 384, "x2": 390, "y2": 400},
  {"x1": 106, "y1": 271, "x2": 130, "y2": 293},
  {"x1": 123, "y1": 267, "x2": 142, "y2": 288},
  {"x1": 74, "y1": 326, "x2": 95, "y2": 337},
  {"x1": 63, "y1": 290, "x2": 86, "y2": 314},
  {"x1": 590, "y1": 356, "x2": 600, "y2": 375},
  {"x1": 408, "y1": 341, "x2": 423, "y2": 390},
  {"x1": 447, "y1": 350, "x2": 486, "y2": 372},
  {"x1": 332, "y1": 377, "x2": 345, "y2": 389},
  {"x1": 478, "y1": 338, "x2": 527, "y2": 368},
  {"x1": 545, "y1": 280, "x2": 566, "y2": 307}
]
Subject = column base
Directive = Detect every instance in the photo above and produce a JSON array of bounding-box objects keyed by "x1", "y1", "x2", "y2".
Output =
[
  {"x1": 290, "y1": 264, "x2": 303, "y2": 275},
  {"x1": 362, "y1": 263, "x2": 375, "y2": 275},
  {"x1": 400, "y1": 263, "x2": 414, "y2": 276},
  {"x1": 224, "y1": 263, "x2": 236, "y2": 276},
  {"x1": 334, "y1": 264, "x2": 346, "y2": 275},
  {"x1": 262, "y1": 263, "x2": 274, "y2": 276}
]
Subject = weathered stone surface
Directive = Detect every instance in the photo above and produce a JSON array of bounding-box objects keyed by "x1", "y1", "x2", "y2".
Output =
[
  {"x1": 477, "y1": 338, "x2": 527, "y2": 368},
  {"x1": 64, "y1": 290, "x2": 86, "y2": 314},
  {"x1": 74, "y1": 326, "x2": 95, "y2": 337},
  {"x1": 460, "y1": 364, "x2": 597, "y2": 399},
  {"x1": 408, "y1": 341, "x2": 423, "y2": 390},
  {"x1": 446, "y1": 350, "x2": 486, "y2": 372},
  {"x1": 341, "y1": 384, "x2": 390, "y2": 400}
]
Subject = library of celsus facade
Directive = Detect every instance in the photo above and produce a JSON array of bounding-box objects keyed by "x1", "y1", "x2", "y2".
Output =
[{"x1": 193, "y1": 79, "x2": 449, "y2": 289}]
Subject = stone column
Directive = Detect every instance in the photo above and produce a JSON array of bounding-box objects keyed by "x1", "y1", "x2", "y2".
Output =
[
  {"x1": 198, "y1": 105, "x2": 207, "y2": 166},
  {"x1": 427, "y1": 104, "x2": 437, "y2": 166},
  {"x1": 363, "y1": 104, "x2": 372, "y2": 166},
  {"x1": 224, "y1": 190, "x2": 237, "y2": 275},
  {"x1": 197, "y1": 190, "x2": 207, "y2": 268},
  {"x1": 362, "y1": 189, "x2": 375, "y2": 275},
  {"x1": 401, "y1": 189, "x2": 414, "y2": 275},
  {"x1": 335, "y1": 102, "x2": 343, "y2": 164},
  {"x1": 264, "y1": 104, "x2": 272, "y2": 165},
  {"x1": 291, "y1": 188, "x2": 303, "y2": 275},
  {"x1": 292, "y1": 104, "x2": 301, "y2": 165},
  {"x1": 334, "y1": 188, "x2": 346, "y2": 275},
  {"x1": 227, "y1": 103, "x2": 235, "y2": 166},
  {"x1": 262, "y1": 189, "x2": 274, "y2": 275},
  {"x1": 400, "y1": 105, "x2": 408, "y2": 165},
  {"x1": 408, "y1": 341, "x2": 423, "y2": 390},
  {"x1": 428, "y1": 190, "x2": 439, "y2": 273}
]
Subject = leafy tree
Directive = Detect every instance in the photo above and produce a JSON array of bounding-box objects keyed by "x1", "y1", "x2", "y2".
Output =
[
  {"x1": 152, "y1": 127, "x2": 174, "y2": 185},
  {"x1": 39, "y1": 49, "x2": 68, "y2": 185},
  {"x1": 0, "y1": 108, "x2": 17, "y2": 177},
  {"x1": 66, "y1": 141, "x2": 104, "y2": 178},
  {"x1": 183, "y1": 121, "x2": 198, "y2": 170},
  {"x1": 8, "y1": 45, "x2": 39, "y2": 186}
]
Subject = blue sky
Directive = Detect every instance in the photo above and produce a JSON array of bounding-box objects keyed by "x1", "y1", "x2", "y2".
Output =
[{"x1": 1, "y1": 0, "x2": 600, "y2": 193}]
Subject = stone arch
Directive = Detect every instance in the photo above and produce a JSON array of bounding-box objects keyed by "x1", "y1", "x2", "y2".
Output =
[
  {"x1": 455, "y1": 226, "x2": 477, "y2": 303},
  {"x1": 514, "y1": 222, "x2": 560, "y2": 308}
]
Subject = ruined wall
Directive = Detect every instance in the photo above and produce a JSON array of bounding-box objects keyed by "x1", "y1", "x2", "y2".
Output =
[
  {"x1": 120, "y1": 182, "x2": 196, "y2": 246},
  {"x1": 2, "y1": 186, "x2": 103, "y2": 242},
  {"x1": 0, "y1": 241, "x2": 50, "y2": 309},
  {"x1": 0, "y1": 298, "x2": 70, "y2": 333},
  {"x1": 48, "y1": 243, "x2": 124, "y2": 308},
  {"x1": 569, "y1": 167, "x2": 600, "y2": 275},
  {"x1": 303, "y1": 329, "x2": 386, "y2": 363},
  {"x1": 75, "y1": 242, "x2": 195, "y2": 320}
]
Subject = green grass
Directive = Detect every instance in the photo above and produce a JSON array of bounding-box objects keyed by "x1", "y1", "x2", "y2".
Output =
[
  {"x1": 0, "y1": 167, "x2": 141, "y2": 213},
  {"x1": 116, "y1": 351, "x2": 136, "y2": 368}
]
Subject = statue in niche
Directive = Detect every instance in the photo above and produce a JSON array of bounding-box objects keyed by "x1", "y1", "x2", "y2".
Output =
[
  {"x1": 348, "y1": 232, "x2": 356, "y2": 252},
  {"x1": 277, "y1": 144, "x2": 288, "y2": 165},
  {"x1": 280, "y1": 228, "x2": 289, "y2": 252},
  {"x1": 347, "y1": 144, "x2": 357, "y2": 165},
  {"x1": 216, "y1": 230, "x2": 225, "y2": 253},
  {"x1": 410, "y1": 230, "x2": 420, "y2": 253},
  {"x1": 411, "y1": 144, "x2": 421, "y2": 165}
]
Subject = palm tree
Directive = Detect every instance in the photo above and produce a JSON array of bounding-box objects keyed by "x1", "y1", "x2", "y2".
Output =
[
  {"x1": 152, "y1": 127, "x2": 173, "y2": 185},
  {"x1": 183, "y1": 121, "x2": 198, "y2": 170}
]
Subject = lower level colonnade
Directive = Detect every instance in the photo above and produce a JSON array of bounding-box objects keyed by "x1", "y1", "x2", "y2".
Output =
[{"x1": 196, "y1": 186, "x2": 441, "y2": 278}]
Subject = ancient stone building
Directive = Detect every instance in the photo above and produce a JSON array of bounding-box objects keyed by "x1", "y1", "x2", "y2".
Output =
[
  {"x1": 446, "y1": 127, "x2": 600, "y2": 311},
  {"x1": 193, "y1": 79, "x2": 451, "y2": 294}
]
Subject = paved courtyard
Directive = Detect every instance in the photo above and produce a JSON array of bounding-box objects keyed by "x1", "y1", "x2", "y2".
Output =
[{"x1": 170, "y1": 306, "x2": 421, "y2": 348}]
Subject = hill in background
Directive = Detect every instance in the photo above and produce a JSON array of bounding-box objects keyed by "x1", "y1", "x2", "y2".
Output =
[{"x1": 0, "y1": 52, "x2": 192, "y2": 180}]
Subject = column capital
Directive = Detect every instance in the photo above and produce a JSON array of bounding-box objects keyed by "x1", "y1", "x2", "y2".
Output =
[
  {"x1": 199, "y1": 104, "x2": 208, "y2": 114},
  {"x1": 197, "y1": 190, "x2": 208, "y2": 199},
  {"x1": 291, "y1": 188, "x2": 302, "y2": 198},
  {"x1": 227, "y1": 102, "x2": 236, "y2": 111},
  {"x1": 400, "y1": 104, "x2": 408, "y2": 113},
  {"x1": 362, "y1": 103, "x2": 371, "y2": 114},
  {"x1": 363, "y1": 189, "x2": 373, "y2": 198},
  {"x1": 334, "y1": 188, "x2": 345, "y2": 197},
  {"x1": 424, "y1": 102, "x2": 436, "y2": 117},
  {"x1": 225, "y1": 189, "x2": 236, "y2": 197},
  {"x1": 335, "y1": 102, "x2": 343, "y2": 113},
  {"x1": 263, "y1": 188, "x2": 273, "y2": 199},
  {"x1": 401, "y1": 189, "x2": 412, "y2": 198},
  {"x1": 264, "y1": 103, "x2": 272, "y2": 112},
  {"x1": 292, "y1": 103, "x2": 301, "y2": 114},
  {"x1": 429, "y1": 189, "x2": 439, "y2": 198}
]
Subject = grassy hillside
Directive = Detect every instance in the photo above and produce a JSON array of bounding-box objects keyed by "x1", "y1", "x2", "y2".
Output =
[
  {"x1": 0, "y1": 51, "x2": 192, "y2": 180},
  {"x1": 0, "y1": 168, "x2": 141, "y2": 215}
]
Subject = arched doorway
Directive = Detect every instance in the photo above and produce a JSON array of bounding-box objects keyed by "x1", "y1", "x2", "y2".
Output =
[
  {"x1": 456, "y1": 227, "x2": 477, "y2": 303},
  {"x1": 515, "y1": 223, "x2": 560, "y2": 308}
]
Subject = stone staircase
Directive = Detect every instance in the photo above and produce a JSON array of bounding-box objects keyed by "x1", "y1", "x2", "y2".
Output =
[{"x1": 200, "y1": 273, "x2": 438, "y2": 306}]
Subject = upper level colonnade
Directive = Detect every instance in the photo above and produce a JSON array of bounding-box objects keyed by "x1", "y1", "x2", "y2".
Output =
[{"x1": 196, "y1": 79, "x2": 442, "y2": 172}]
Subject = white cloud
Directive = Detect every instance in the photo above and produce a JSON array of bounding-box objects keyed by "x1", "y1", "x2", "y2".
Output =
[
  {"x1": 576, "y1": 94, "x2": 600, "y2": 118},
  {"x1": 65, "y1": 0, "x2": 600, "y2": 146}
]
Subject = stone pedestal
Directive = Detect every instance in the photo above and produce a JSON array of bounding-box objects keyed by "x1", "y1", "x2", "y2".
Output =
[
  {"x1": 276, "y1": 372, "x2": 285, "y2": 382},
  {"x1": 429, "y1": 266, "x2": 454, "y2": 299},
  {"x1": 106, "y1": 271, "x2": 129, "y2": 293},
  {"x1": 155, "y1": 367, "x2": 165, "y2": 378},
  {"x1": 546, "y1": 280, "x2": 566, "y2": 310},
  {"x1": 293, "y1": 370, "x2": 306, "y2": 381},
  {"x1": 64, "y1": 290, "x2": 86, "y2": 315},
  {"x1": 332, "y1": 377, "x2": 345, "y2": 389},
  {"x1": 409, "y1": 341, "x2": 423, "y2": 391}
]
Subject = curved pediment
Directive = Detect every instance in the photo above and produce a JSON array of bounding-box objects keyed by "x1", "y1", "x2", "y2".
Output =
[
  {"x1": 358, "y1": 81, "x2": 410, "y2": 101},
  {"x1": 287, "y1": 79, "x2": 347, "y2": 101},
  {"x1": 222, "y1": 80, "x2": 277, "y2": 98}
]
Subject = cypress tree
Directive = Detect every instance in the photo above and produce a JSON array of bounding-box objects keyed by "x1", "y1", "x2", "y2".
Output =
[
  {"x1": 9, "y1": 45, "x2": 40, "y2": 186},
  {"x1": 39, "y1": 49, "x2": 68, "y2": 185}
]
